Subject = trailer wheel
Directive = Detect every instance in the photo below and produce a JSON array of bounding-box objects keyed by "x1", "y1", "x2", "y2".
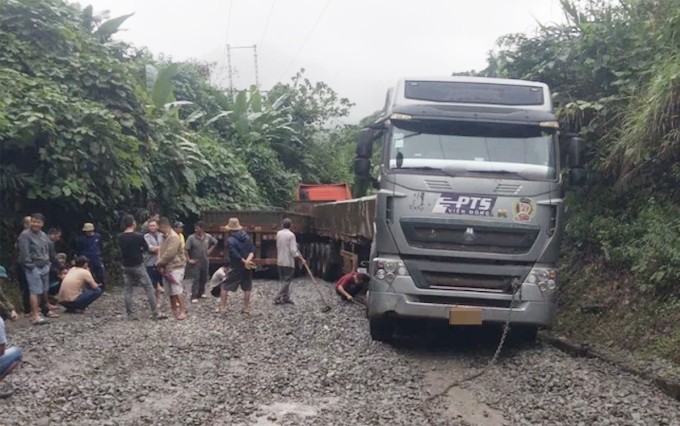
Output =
[{"x1": 369, "y1": 317, "x2": 394, "y2": 343}]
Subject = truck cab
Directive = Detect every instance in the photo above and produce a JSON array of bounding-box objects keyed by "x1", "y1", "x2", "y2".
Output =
[{"x1": 356, "y1": 76, "x2": 585, "y2": 341}]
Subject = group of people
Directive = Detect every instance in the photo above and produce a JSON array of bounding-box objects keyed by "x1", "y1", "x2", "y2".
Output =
[{"x1": 0, "y1": 212, "x2": 371, "y2": 398}]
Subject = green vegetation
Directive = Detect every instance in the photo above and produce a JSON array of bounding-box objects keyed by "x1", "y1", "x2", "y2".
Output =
[
  {"x1": 0, "y1": 0, "x2": 358, "y2": 268},
  {"x1": 476, "y1": 0, "x2": 680, "y2": 362}
]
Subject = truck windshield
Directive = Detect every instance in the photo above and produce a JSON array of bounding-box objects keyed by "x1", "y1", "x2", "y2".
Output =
[{"x1": 387, "y1": 120, "x2": 557, "y2": 180}]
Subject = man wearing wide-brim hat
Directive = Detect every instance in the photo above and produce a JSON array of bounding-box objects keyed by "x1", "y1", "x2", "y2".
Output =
[{"x1": 219, "y1": 218, "x2": 256, "y2": 315}]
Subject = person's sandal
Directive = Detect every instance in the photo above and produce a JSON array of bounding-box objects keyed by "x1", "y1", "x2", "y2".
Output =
[
  {"x1": 32, "y1": 317, "x2": 49, "y2": 325},
  {"x1": 176, "y1": 312, "x2": 187, "y2": 320},
  {"x1": 46, "y1": 311, "x2": 59, "y2": 318},
  {"x1": 154, "y1": 313, "x2": 169, "y2": 320}
]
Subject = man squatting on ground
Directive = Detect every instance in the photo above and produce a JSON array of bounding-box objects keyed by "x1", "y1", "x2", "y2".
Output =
[
  {"x1": 157, "y1": 218, "x2": 188, "y2": 320},
  {"x1": 0, "y1": 266, "x2": 22, "y2": 399},
  {"x1": 76, "y1": 223, "x2": 105, "y2": 292},
  {"x1": 119, "y1": 215, "x2": 168, "y2": 320},
  {"x1": 57, "y1": 256, "x2": 102, "y2": 313},
  {"x1": 219, "y1": 218, "x2": 255, "y2": 315},
  {"x1": 185, "y1": 221, "x2": 217, "y2": 303},
  {"x1": 335, "y1": 271, "x2": 370, "y2": 301},
  {"x1": 274, "y1": 218, "x2": 306, "y2": 305}
]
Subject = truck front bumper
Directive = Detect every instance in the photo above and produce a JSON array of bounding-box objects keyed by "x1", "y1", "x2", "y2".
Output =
[{"x1": 366, "y1": 278, "x2": 556, "y2": 327}]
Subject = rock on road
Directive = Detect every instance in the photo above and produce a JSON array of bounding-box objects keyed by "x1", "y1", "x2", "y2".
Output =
[{"x1": 3, "y1": 278, "x2": 680, "y2": 425}]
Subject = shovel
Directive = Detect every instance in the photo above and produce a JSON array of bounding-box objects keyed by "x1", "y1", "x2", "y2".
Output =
[{"x1": 303, "y1": 263, "x2": 332, "y2": 313}]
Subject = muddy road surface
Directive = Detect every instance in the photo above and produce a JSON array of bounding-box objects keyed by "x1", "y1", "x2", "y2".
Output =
[{"x1": 3, "y1": 278, "x2": 680, "y2": 425}]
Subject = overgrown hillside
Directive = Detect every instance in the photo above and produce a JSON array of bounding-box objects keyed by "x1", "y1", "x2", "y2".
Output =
[
  {"x1": 0, "y1": 0, "x2": 360, "y2": 269},
  {"x1": 474, "y1": 0, "x2": 680, "y2": 363}
]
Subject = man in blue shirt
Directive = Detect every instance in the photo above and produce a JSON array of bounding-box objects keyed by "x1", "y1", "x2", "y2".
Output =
[{"x1": 76, "y1": 223, "x2": 106, "y2": 292}]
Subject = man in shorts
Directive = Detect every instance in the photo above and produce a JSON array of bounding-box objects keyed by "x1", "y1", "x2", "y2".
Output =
[
  {"x1": 157, "y1": 218, "x2": 187, "y2": 320},
  {"x1": 17, "y1": 213, "x2": 54, "y2": 325},
  {"x1": 219, "y1": 218, "x2": 255, "y2": 315}
]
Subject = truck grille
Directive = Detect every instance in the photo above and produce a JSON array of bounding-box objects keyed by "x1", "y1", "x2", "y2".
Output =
[
  {"x1": 401, "y1": 221, "x2": 538, "y2": 254},
  {"x1": 422, "y1": 271, "x2": 512, "y2": 292}
]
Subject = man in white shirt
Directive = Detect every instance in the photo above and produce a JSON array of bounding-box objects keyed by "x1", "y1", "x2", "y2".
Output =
[{"x1": 274, "y1": 218, "x2": 306, "y2": 305}]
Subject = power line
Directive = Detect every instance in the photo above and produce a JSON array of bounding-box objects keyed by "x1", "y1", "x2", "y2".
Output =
[
  {"x1": 260, "y1": 0, "x2": 276, "y2": 48},
  {"x1": 278, "y1": 0, "x2": 333, "y2": 82}
]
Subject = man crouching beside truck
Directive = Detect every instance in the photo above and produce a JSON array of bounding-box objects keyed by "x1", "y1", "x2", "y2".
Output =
[{"x1": 335, "y1": 272, "x2": 370, "y2": 302}]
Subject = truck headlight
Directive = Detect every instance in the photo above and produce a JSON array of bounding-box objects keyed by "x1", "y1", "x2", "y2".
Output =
[
  {"x1": 524, "y1": 267, "x2": 558, "y2": 292},
  {"x1": 373, "y1": 258, "x2": 409, "y2": 284}
]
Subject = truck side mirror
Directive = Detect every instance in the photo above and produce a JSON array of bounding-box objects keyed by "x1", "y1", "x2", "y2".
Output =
[
  {"x1": 568, "y1": 168, "x2": 587, "y2": 186},
  {"x1": 567, "y1": 136, "x2": 585, "y2": 168},
  {"x1": 353, "y1": 157, "x2": 371, "y2": 177}
]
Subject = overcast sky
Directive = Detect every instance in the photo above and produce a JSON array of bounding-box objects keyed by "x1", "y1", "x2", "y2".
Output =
[{"x1": 80, "y1": 0, "x2": 564, "y2": 122}]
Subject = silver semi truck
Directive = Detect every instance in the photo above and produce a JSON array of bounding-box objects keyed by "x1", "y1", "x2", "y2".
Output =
[{"x1": 353, "y1": 76, "x2": 585, "y2": 342}]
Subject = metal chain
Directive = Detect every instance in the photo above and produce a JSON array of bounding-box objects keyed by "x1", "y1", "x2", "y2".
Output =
[{"x1": 423, "y1": 282, "x2": 521, "y2": 404}]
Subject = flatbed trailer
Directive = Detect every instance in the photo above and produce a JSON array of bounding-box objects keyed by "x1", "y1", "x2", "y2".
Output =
[{"x1": 200, "y1": 184, "x2": 376, "y2": 281}]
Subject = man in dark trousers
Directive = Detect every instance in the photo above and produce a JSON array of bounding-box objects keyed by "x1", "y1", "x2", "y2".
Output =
[
  {"x1": 118, "y1": 215, "x2": 167, "y2": 320},
  {"x1": 219, "y1": 218, "x2": 255, "y2": 315},
  {"x1": 185, "y1": 221, "x2": 217, "y2": 303},
  {"x1": 274, "y1": 218, "x2": 306, "y2": 305},
  {"x1": 76, "y1": 223, "x2": 105, "y2": 292}
]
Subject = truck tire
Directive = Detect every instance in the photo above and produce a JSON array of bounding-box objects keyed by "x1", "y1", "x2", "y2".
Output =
[
  {"x1": 513, "y1": 325, "x2": 538, "y2": 343},
  {"x1": 369, "y1": 317, "x2": 394, "y2": 343}
]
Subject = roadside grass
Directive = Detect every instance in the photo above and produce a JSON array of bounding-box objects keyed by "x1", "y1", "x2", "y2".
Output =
[{"x1": 554, "y1": 259, "x2": 680, "y2": 364}]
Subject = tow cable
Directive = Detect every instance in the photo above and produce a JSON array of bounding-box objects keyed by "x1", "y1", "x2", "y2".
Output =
[{"x1": 424, "y1": 280, "x2": 522, "y2": 404}]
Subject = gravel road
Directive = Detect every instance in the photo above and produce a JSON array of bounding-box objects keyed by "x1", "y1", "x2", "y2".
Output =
[{"x1": 2, "y1": 277, "x2": 680, "y2": 425}]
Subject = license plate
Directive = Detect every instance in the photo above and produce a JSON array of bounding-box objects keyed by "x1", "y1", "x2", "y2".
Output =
[{"x1": 449, "y1": 306, "x2": 483, "y2": 325}]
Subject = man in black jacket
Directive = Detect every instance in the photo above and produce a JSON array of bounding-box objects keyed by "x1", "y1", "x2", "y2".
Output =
[{"x1": 219, "y1": 218, "x2": 255, "y2": 315}]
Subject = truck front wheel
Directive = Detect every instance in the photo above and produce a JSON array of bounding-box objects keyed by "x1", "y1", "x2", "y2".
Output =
[{"x1": 369, "y1": 317, "x2": 394, "y2": 343}]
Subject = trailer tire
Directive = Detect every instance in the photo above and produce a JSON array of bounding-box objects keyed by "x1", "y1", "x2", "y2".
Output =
[{"x1": 369, "y1": 317, "x2": 394, "y2": 343}]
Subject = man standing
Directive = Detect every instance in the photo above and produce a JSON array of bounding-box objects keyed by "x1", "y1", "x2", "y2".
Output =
[
  {"x1": 186, "y1": 221, "x2": 217, "y2": 303},
  {"x1": 173, "y1": 221, "x2": 185, "y2": 250},
  {"x1": 119, "y1": 215, "x2": 167, "y2": 320},
  {"x1": 274, "y1": 218, "x2": 306, "y2": 305},
  {"x1": 157, "y1": 218, "x2": 187, "y2": 320},
  {"x1": 219, "y1": 218, "x2": 255, "y2": 315},
  {"x1": 17, "y1": 213, "x2": 53, "y2": 325},
  {"x1": 57, "y1": 256, "x2": 102, "y2": 313},
  {"x1": 15, "y1": 216, "x2": 31, "y2": 315},
  {"x1": 144, "y1": 219, "x2": 164, "y2": 307},
  {"x1": 76, "y1": 223, "x2": 105, "y2": 292}
]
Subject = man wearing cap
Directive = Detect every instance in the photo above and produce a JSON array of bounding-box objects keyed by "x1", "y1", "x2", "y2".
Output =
[
  {"x1": 185, "y1": 221, "x2": 218, "y2": 303},
  {"x1": 76, "y1": 223, "x2": 105, "y2": 293},
  {"x1": 274, "y1": 218, "x2": 306, "y2": 305},
  {"x1": 157, "y1": 218, "x2": 188, "y2": 320},
  {"x1": 219, "y1": 218, "x2": 255, "y2": 315}
]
